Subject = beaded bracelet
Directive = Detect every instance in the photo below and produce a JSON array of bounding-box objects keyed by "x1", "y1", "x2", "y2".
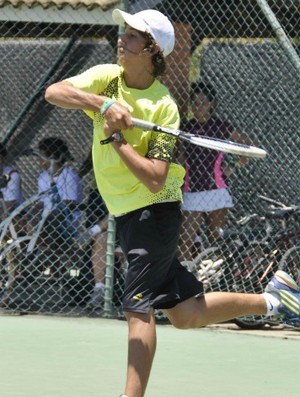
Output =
[{"x1": 100, "y1": 98, "x2": 116, "y2": 115}]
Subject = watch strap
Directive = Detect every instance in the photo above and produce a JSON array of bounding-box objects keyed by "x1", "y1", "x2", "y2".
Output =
[{"x1": 100, "y1": 131, "x2": 124, "y2": 145}]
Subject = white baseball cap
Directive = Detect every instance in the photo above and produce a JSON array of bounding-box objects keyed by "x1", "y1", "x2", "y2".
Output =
[{"x1": 112, "y1": 8, "x2": 175, "y2": 57}]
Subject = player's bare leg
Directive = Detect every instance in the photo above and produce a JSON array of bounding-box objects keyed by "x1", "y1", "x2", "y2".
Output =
[
  {"x1": 164, "y1": 292, "x2": 267, "y2": 329},
  {"x1": 124, "y1": 309, "x2": 157, "y2": 397}
]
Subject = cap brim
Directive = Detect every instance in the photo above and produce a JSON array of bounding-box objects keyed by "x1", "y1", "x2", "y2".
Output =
[{"x1": 112, "y1": 9, "x2": 147, "y2": 33}]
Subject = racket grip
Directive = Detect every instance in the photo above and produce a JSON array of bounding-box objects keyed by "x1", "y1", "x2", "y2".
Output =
[{"x1": 132, "y1": 118, "x2": 156, "y2": 131}]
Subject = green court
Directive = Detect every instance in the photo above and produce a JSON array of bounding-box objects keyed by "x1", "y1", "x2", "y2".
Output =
[{"x1": 1, "y1": 314, "x2": 299, "y2": 397}]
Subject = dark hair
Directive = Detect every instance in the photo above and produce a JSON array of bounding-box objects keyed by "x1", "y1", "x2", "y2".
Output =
[
  {"x1": 38, "y1": 137, "x2": 73, "y2": 164},
  {"x1": 142, "y1": 31, "x2": 167, "y2": 77},
  {"x1": 190, "y1": 81, "x2": 216, "y2": 102},
  {"x1": 0, "y1": 143, "x2": 7, "y2": 158}
]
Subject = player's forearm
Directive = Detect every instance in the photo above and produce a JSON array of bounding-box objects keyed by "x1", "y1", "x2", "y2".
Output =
[
  {"x1": 112, "y1": 141, "x2": 168, "y2": 193},
  {"x1": 45, "y1": 81, "x2": 105, "y2": 111}
]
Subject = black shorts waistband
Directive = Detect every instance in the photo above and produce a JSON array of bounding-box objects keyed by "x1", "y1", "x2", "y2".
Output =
[{"x1": 115, "y1": 201, "x2": 180, "y2": 224}]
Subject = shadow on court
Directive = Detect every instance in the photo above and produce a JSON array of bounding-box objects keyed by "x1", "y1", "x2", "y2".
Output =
[{"x1": 1, "y1": 314, "x2": 299, "y2": 397}]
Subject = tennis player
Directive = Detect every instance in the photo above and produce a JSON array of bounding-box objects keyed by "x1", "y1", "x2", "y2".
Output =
[{"x1": 45, "y1": 8, "x2": 300, "y2": 397}]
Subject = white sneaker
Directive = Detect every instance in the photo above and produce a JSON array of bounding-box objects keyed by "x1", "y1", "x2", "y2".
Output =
[{"x1": 265, "y1": 270, "x2": 300, "y2": 325}]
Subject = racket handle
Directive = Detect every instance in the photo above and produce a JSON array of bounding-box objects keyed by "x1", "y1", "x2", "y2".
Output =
[{"x1": 132, "y1": 118, "x2": 156, "y2": 131}]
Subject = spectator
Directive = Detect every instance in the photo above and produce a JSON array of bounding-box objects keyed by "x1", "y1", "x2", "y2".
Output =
[
  {"x1": 78, "y1": 150, "x2": 125, "y2": 309},
  {"x1": 27, "y1": 137, "x2": 83, "y2": 255},
  {"x1": 178, "y1": 81, "x2": 251, "y2": 261},
  {"x1": 78, "y1": 149, "x2": 108, "y2": 230},
  {"x1": 0, "y1": 143, "x2": 23, "y2": 300},
  {"x1": 37, "y1": 137, "x2": 83, "y2": 231},
  {"x1": 0, "y1": 142, "x2": 23, "y2": 220},
  {"x1": 78, "y1": 150, "x2": 109, "y2": 308}
]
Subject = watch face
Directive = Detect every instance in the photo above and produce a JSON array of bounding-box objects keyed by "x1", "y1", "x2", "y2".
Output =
[
  {"x1": 114, "y1": 132, "x2": 123, "y2": 142},
  {"x1": 100, "y1": 132, "x2": 124, "y2": 145}
]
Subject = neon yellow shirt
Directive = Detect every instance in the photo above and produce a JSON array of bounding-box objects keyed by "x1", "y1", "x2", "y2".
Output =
[{"x1": 66, "y1": 64, "x2": 185, "y2": 215}]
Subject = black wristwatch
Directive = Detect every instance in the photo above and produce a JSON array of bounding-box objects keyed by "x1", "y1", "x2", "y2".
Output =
[{"x1": 100, "y1": 131, "x2": 124, "y2": 145}]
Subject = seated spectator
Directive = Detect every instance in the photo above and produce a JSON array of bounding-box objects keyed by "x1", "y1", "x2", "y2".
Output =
[
  {"x1": 79, "y1": 149, "x2": 108, "y2": 231},
  {"x1": 28, "y1": 137, "x2": 83, "y2": 253},
  {"x1": 0, "y1": 143, "x2": 23, "y2": 300},
  {"x1": 38, "y1": 137, "x2": 83, "y2": 230},
  {"x1": 0, "y1": 143, "x2": 23, "y2": 220},
  {"x1": 82, "y1": 189, "x2": 109, "y2": 308}
]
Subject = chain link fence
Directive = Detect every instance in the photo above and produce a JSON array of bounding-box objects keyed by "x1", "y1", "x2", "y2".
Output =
[{"x1": 0, "y1": 0, "x2": 299, "y2": 323}]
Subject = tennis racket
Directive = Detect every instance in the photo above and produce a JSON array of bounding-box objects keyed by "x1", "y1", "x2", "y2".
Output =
[{"x1": 132, "y1": 118, "x2": 267, "y2": 158}]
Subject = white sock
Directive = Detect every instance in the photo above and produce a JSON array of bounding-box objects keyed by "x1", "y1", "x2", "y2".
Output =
[
  {"x1": 95, "y1": 282, "x2": 105, "y2": 290},
  {"x1": 263, "y1": 292, "x2": 281, "y2": 316},
  {"x1": 89, "y1": 224, "x2": 102, "y2": 236}
]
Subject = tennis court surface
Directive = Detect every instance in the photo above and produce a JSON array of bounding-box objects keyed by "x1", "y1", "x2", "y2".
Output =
[{"x1": 1, "y1": 314, "x2": 299, "y2": 397}]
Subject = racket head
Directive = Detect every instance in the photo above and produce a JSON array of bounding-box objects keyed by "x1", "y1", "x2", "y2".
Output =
[
  {"x1": 182, "y1": 134, "x2": 267, "y2": 158},
  {"x1": 131, "y1": 117, "x2": 267, "y2": 158}
]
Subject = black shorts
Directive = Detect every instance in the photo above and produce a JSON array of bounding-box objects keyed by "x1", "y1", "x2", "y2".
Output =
[{"x1": 115, "y1": 202, "x2": 203, "y2": 314}]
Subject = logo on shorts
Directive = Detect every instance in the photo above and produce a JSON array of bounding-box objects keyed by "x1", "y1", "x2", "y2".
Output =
[
  {"x1": 133, "y1": 293, "x2": 143, "y2": 301},
  {"x1": 139, "y1": 210, "x2": 150, "y2": 221}
]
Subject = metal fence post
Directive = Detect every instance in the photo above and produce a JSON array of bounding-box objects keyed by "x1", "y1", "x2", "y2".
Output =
[
  {"x1": 103, "y1": 0, "x2": 130, "y2": 318},
  {"x1": 103, "y1": 214, "x2": 117, "y2": 317},
  {"x1": 256, "y1": 0, "x2": 300, "y2": 75}
]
